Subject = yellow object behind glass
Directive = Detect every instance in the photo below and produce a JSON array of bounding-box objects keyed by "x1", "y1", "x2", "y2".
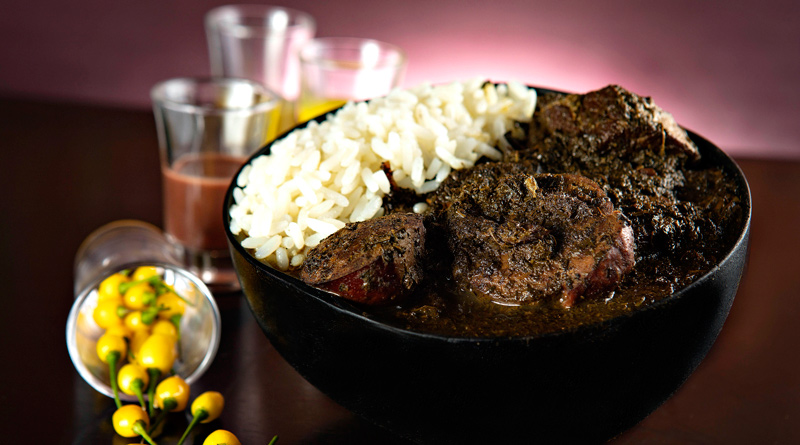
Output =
[
  {"x1": 264, "y1": 101, "x2": 284, "y2": 143},
  {"x1": 297, "y1": 96, "x2": 348, "y2": 123}
]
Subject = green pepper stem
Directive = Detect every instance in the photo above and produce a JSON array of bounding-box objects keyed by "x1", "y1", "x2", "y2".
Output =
[
  {"x1": 148, "y1": 276, "x2": 171, "y2": 296},
  {"x1": 119, "y1": 277, "x2": 150, "y2": 295},
  {"x1": 176, "y1": 409, "x2": 208, "y2": 445},
  {"x1": 170, "y1": 314, "x2": 182, "y2": 340},
  {"x1": 143, "y1": 276, "x2": 193, "y2": 307},
  {"x1": 148, "y1": 398, "x2": 176, "y2": 434},
  {"x1": 133, "y1": 420, "x2": 158, "y2": 445},
  {"x1": 143, "y1": 290, "x2": 157, "y2": 306},
  {"x1": 133, "y1": 379, "x2": 147, "y2": 411},
  {"x1": 141, "y1": 304, "x2": 168, "y2": 325},
  {"x1": 146, "y1": 368, "x2": 162, "y2": 417},
  {"x1": 106, "y1": 351, "x2": 122, "y2": 409},
  {"x1": 115, "y1": 305, "x2": 130, "y2": 319},
  {"x1": 268, "y1": 435, "x2": 279, "y2": 445}
]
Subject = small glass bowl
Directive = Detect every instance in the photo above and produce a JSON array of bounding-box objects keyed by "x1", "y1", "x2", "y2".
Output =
[{"x1": 66, "y1": 261, "x2": 221, "y2": 401}]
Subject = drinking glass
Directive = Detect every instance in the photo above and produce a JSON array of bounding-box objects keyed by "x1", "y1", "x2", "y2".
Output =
[
  {"x1": 297, "y1": 37, "x2": 406, "y2": 123},
  {"x1": 151, "y1": 77, "x2": 280, "y2": 292},
  {"x1": 205, "y1": 4, "x2": 315, "y2": 134}
]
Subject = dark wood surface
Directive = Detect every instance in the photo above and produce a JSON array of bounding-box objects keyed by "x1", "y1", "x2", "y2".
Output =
[{"x1": 1, "y1": 97, "x2": 798, "y2": 444}]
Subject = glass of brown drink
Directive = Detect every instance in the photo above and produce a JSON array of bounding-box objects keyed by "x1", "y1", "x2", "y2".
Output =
[{"x1": 151, "y1": 77, "x2": 280, "y2": 292}]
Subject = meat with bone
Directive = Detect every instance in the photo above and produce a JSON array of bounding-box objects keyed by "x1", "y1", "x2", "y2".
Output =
[{"x1": 430, "y1": 162, "x2": 635, "y2": 308}]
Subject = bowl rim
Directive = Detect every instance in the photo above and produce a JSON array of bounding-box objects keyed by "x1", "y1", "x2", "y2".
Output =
[
  {"x1": 66, "y1": 260, "x2": 222, "y2": 400},
  {"x1": 224, "y1": 84, "x2": 753, "y2": 343}
]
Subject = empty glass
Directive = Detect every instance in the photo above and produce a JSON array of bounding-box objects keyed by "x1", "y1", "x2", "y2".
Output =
[
  {"x1": 297, "y1": 37, "x2": 406, "y2": 123},
  {"x1": 205, "y1": 4, "x2": 316, "y2": 134}
]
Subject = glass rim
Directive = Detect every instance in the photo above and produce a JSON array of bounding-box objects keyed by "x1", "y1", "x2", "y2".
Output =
[
  {"x1": 73, "y1": 219, "x2": 164, "y2": 271},
  {"x1": 150, "y1": 76, "x2": 280, "y2": 116},
  {"x1": 299, "y1": 37, "x2": 407, "y2": 71},
  {"x1": 73, "y1": 219, "x2": 169, "y2": 292},
  {"x1": 205, "y1": 4, "x2": 316, "y2": 38}
]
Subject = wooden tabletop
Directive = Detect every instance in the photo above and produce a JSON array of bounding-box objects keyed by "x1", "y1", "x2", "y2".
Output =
[{"x1": 1, "y1": 97, "x2": 798, "y2": 444}]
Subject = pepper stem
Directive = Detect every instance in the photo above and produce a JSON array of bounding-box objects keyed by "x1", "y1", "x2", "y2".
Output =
[
  {"x1": 133, "y1": 420, "x2": 158, "y2": 445},
  {"x1": 268, "y1": 435, "x2": 279, "y2": 445},
  {"x1": 132, "y1": 378, "x2": 147, "y2": 411},
  {"x1": 148, "y1": 398, "x2": 177, "y2": 435},
  {"x1": 106, "y1": 351, "x2": 122, "y2": 409},
  {"x1": 177, "y1": 409, "x2": 208, "y2": 445},
  {"x1": 146, "y1": 368, "x2": 162, "y2": 417}
]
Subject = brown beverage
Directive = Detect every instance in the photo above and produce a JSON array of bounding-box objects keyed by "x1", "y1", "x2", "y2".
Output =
[{"x1": 162, "y1": 152, "x2": 245, "y2": 253}]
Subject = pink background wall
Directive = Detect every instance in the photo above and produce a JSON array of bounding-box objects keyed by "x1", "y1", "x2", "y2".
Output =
[{"x1": 2, "y1": 0, "x2": 798, "y2": 159}]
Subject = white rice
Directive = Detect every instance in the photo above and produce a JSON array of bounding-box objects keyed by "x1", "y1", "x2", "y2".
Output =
[{"x1": 229, "y1": 78, "x2": 537, "y2": 269}]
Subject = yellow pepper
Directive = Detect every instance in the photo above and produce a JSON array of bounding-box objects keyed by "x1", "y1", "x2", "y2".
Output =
[
  {"x1": 131, "y1": 266, "x2": 159, "y2": 282},
  {"x1": 124, "y1": 310, "x2": 151, "y2": 331},
  {"x1": 203, "y1": 430, "x2": 242, "y2": 445},
  {"x1": 129, "y1": 328, "x2": 150, "y2": 362},
  {"x1": 92, "y1": 298, "x2": 124, "y2": 329},
  {"x1": 111, "y1": 404, "x2": 156, "y2": 445},
  {"x1": 138, "y1": 333, "x2": 177, "y2": 416},
  {"x1": 151, "y1": 319, "x2": 179, "y2": 340},
  {"x1": 97, "y1": 272, "x2": 130, "y2": 301},
  {"x1": 155, "y1": 375, "x2": 190, "y2": 412},
  {"x1": 156, "y1": 292, "x2": 186, "y2": 320},
  {"x1": 148, "y1": 375, "x2": 191, "y2": 434},
  {"x1": 137, "y1": 333, "x2": 176, "y2": 375},
  {"x1": 96, "y1": 333, "x2": 127, "y2": 408},
  {"x1": 105, "y1": 323, "x2": 133, "y2": 340},
  {"x1": 118, "y1": 363, "x2": 149, "y2": 409},
  {"x1": 178, "y1": 391, "x2": 226, "y2": 445},
  {"x1": 192, "y1": 391, "x2": 225, "y2": 423},
  {"x1": 123, "y1": 282, "x2": 156, "y2": 311},
  {"x1": 96, "y1": 333, "x2": 127, "y2": 364}
]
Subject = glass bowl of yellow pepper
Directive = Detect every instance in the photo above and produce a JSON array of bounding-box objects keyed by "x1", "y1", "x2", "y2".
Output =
[{"x1": 66, "y1": 221, "x2": 221, "y2": 402}]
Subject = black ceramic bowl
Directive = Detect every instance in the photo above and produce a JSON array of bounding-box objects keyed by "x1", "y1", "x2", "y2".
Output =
[{"x1": 224, "y1": 88, "x2": 751, "y2": 444}]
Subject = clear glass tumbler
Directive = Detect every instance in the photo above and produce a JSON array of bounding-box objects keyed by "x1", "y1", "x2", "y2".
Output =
[
  {"x1": 151, "y1": 77, "x2": 279, "y2": 293},
  {"x1": 205, "y1": 4, "x2": 316, "y2": 135},
  {"x1": 298, "y1": 37, "x2": 407, "y2": 123}
]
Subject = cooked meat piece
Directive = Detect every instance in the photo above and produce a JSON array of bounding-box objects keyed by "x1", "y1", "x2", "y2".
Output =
[
  {"x1": 432, "y1": 163, "x2": 634, "y2": 308},
  {"x1": 503, "y1": 85, "x2": 719, "y2": 265},
  {"x1": 509, "y1": 84, "x2": 699, "y2": 166},
  {"x1": 538, "y1": 84, "x2": 699, "y2": 161},
  {"x1": 300, "y1": 213, "x2": 426, "y2": 306}
]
